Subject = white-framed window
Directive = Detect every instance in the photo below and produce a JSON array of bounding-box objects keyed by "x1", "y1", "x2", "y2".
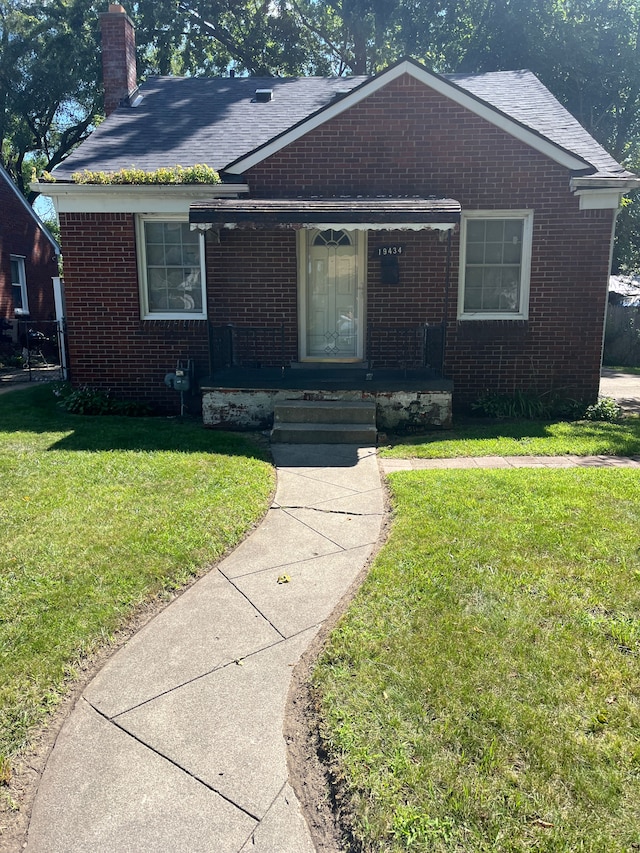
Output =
[
  {"x1": 136, "y1": 216, "x2": 207, "y2": 320},
  {"x1": 458, "y1": 210, "x2": 533, "y2": 320},
  {"x1": 10, "y1": 255, "x2": 28, "y2": 315}
]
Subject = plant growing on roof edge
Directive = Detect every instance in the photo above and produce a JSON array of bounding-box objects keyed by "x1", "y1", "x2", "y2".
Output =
[{"x1": 40, "y1": 164, "x2": 221, "y2": 185}]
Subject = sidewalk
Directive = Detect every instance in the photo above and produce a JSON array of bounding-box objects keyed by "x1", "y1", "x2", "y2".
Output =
[
  {"x1": 380, "y1": 454, "x2": 640, "y2": 471},
  {"x1": 25, "y1": 444, "x2": 385, "y2": 853}
]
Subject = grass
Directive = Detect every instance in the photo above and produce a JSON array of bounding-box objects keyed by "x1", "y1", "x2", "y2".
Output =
[
  {"x1": 314, "y1": 468, "x2": 640, "y2": 852},
  {"x1": 380, "y1": 417, "x2": 640, "y2": 458},
  {"x1": 0, "y1": 384, "x2": 274, "y2": 776},
  {"x1": 604, "y1": 365, "x2": 640, "y2": 376}
]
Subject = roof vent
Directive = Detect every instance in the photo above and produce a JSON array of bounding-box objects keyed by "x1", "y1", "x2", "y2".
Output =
[{"x1": 255, "y1": 89, "x2": 273, "y2": 103}]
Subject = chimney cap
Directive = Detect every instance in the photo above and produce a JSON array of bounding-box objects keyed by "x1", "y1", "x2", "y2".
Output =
[{"x1": 108, "y1": 3, "x2": 126, "y2": 12}]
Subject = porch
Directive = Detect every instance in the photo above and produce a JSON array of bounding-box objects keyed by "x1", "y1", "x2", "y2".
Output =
[
  {"x1": 191, "y1": 197, "x2": 461, "y2": 436},
  {"x1": 201, "y1": 323, "x2": 453, "y2": 433}
]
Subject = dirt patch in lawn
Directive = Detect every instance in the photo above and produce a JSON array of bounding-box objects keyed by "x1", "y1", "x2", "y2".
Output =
[{"x1": 284, "y1": 489, "x2": 392, "y2": 853}]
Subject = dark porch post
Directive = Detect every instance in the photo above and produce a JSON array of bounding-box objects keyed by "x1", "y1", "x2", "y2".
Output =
[{"x1": 441, "y1": 228, "x2": 453, "y2": 378}]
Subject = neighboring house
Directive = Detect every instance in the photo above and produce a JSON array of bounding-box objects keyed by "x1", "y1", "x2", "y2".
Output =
[
  {"x1": 36, "y1": 4, "x2": 640, "y2": 429},
  {"x1": 0, "y1": 163, "x2": 59, "y2": 327}
]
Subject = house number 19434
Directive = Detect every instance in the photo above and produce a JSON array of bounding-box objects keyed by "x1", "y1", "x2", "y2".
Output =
[{"x1": 377, "y1": 245, "x2": 403, "y2": 256}]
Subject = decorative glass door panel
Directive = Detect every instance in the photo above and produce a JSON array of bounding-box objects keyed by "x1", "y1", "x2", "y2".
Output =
[{"x1": 303, "y1": 229, "x2": 364, "y2": 360}]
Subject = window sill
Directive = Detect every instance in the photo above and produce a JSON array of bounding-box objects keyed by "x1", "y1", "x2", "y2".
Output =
[
  {"x1": 142, "y1": 313, "x2": 207, "y2": 321},
  {"x1": 457, "y1": 312, "x2": 528, "y2": 322}
]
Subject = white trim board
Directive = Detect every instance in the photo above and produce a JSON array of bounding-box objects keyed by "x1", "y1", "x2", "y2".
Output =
[{"x1": 32, "y1": 183, "x2": 249, "y2": 215}]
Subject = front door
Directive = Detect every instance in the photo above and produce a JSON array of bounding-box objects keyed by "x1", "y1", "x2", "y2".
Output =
[{"x1": 299, "y1": 228, "x2": 366, "y2": 361}]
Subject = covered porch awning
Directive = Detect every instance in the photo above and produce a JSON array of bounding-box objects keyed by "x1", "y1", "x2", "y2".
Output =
[{"x1": 189, "y1": 196, "x2": 461, "y2": 231}]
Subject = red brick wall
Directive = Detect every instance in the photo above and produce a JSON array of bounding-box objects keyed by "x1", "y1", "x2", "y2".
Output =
[
  {"x1": 207, "y1": 229, "x2": 299, "y2": 366},
  {"x1": 0, "y1": 177, "x2": 58, "y2": 323},
  {"x1": 206, "y1": 227, "x2": 451, "y2": 369},
  {"x1": 245, "y1": 74, "x2": 613, "y2": 404},
  {"x1": 59, "y1": 212, "x2": 209, "y2": 413}
]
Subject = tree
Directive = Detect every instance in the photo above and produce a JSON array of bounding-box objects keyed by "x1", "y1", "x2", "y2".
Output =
[
  {"x1": 2, "y1": 0, "x2": 639, "y2": 270},
  {"x1": 135, "y1": 0, "x2": 327, "y2": 76},
  {"x1": 0, "y1": 1, "x2": 106, "y2": 200}
]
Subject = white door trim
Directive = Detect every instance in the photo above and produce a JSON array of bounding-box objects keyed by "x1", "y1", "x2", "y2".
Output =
[{"x1": 297, "y1": 228, "x2": 367, "y2": 362}]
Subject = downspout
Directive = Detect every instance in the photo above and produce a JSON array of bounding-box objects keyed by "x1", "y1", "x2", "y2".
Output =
[{"x1": 600, "y1": 206, "x2": 621, "y2": 378}]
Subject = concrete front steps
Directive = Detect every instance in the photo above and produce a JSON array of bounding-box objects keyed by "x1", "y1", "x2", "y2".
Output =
[{"x1": 270, "y1": 399, "x2": 377, "y2": 444}]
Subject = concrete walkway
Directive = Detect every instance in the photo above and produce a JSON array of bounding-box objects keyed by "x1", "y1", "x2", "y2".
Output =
[
  {"x1": 380, "y1": 454, "x2": 640, "y2": 472},
  {"x1": 25, "y1": 445, "x2": 385, "y2": 853}
]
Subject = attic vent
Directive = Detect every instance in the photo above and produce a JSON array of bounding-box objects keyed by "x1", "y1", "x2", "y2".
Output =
[{"x1": 255, "y1": 89, "x2": 273, "y2": 103}]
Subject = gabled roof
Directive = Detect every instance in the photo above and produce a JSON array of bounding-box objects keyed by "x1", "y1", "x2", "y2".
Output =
[
  {"x1": 52, "y1": 58, "x2": 633, "y2": 185},
  {"x1": 53, "y1": 75, "x2": 368, "y2": 180},
  {"x1": 447, "y1": 69, "x2": 630, "y2": 180},
  {"x1": 0, "y1": 163, "x2": 60, "y2": 253}
]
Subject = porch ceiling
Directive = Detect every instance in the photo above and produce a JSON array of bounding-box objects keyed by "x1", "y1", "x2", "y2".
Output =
[{"x1": 189, "y1": 196, "x2": 461, "y2": 230}]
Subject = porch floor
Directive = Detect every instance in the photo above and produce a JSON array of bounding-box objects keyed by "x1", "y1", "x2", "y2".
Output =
[{"x1": 201, "y1": 367, "x2": 453, "y2": 394}]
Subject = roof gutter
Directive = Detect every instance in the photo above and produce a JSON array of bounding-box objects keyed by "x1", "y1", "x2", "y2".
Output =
[{"x1": 570, "y1": 176, "x2": 640, "y2": 191}]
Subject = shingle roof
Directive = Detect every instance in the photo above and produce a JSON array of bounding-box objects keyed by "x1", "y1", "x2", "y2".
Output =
[
  {"x1": 53, "y1": 76, "x2": 368, "y2": 179},
  {"x1": 446, "y1": 70, "x2": 631, "y2": 179},
  {"x1": 52, "y1": 64, "x2": 630, "y2": 182}
]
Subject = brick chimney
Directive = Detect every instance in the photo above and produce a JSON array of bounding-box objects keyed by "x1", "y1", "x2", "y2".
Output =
[{"x1": 100, "y1": 4, "x2": 137, "y2": 116}]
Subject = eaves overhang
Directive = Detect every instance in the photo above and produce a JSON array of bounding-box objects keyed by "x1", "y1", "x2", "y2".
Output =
[
  {"x1": 31, "y1": 181, "x2": 250, "y2": 215},
  {"x1": 223, "y1": 58, "x2": 592, "y2": 176},
  {"x1": 570, "y1": 175, "x2": 640, "y2": 210},
  {"x1": 188, "y1": 196, "x2": 461, "y2": 231},
  {"x1": 570, "y1": 175, "x2": 640, "y2": 191}
]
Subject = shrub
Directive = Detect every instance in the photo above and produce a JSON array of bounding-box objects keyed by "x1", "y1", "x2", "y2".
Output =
[
  {"x1": 583, "y1": 396, "x2": 623, "y2": 422},
  {"x1": 471, "y1": 390, "x2": 584, "y2": 420},
  {"x1": 56, "y1": 385, "x2": 153, "y2": 416}
]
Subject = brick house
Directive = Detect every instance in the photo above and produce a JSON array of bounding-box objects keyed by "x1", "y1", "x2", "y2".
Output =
[
  {"x1": 36, "y1": 4, "x2": 639, "y2": 431},
  {"x1": 1, "y1": 163, "x2": 59, "y2": 328}
]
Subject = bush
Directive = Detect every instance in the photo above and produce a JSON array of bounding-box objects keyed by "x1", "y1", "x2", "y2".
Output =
[
  {"x1": 471, "y1": 390, "x2": 584, "y2": 420},
  {"x1": 55, "y1": 385, "x2": 154, "y2": 416},
  {"x1": 472, "y1": 391, "x2": 624, "y2": 422},
  {"x1": 583, "y1": 397, "x2": 623, "y2": 422}
]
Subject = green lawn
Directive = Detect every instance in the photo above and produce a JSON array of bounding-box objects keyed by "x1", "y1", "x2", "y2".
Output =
[
  {"x1": 380, "y1": 418, "x2": 640, "y2": 459},
  {"x1": 0, "y1": 385, "x2": 274, "y2": 781},
  {"x1": 314, "y1": 468, "x2": 640, "y2": 852},
  {"x1": 604, "y1": 365, "x2": 640, "y2": 376}
]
